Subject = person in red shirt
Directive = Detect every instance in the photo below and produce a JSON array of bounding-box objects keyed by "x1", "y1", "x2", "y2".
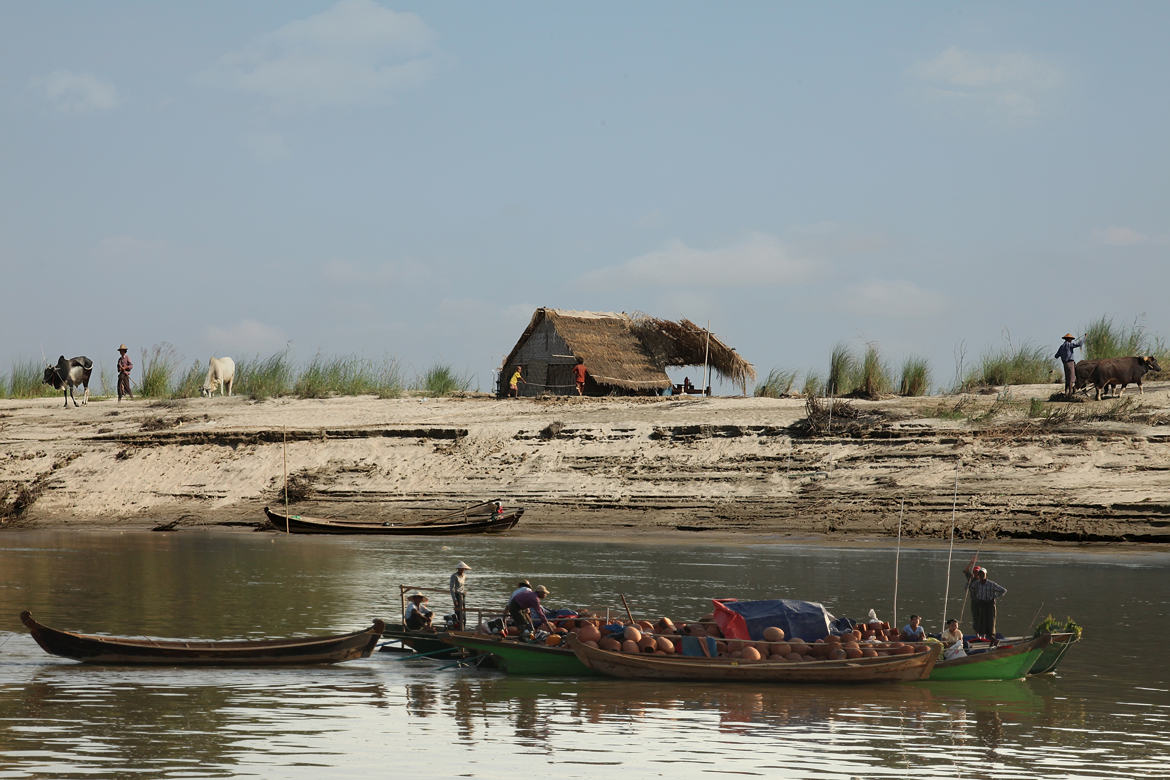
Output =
[
  {"x1": 573, "y1": 358, "x2": 587, "y2": 396},
  {"x1": 116, "y1": 344, "x2": 134, "y2": 401}
]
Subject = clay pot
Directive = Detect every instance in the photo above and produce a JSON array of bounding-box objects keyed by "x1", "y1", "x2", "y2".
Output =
[
  {"x1": 583, "y1": 640, "x2": 599, "y2": 649},
  {"x1": 621, "y1": 639, "x2": 640, "y2": 653},
  {"x1": 786, "y1": 652, "x2": 804, "y2": 662},
  {"x1": 599, "y1": 637, "x2": 622, "y2": 652},
  {"x1": 742, "y1": 646, "x2": 762, "y2": 661},
  {"x1": 546, "y1": 634, "x2": 562, "y2": 647},
  {"x1": 845, "y1": 647, "x2": 862, "y2": 659},
  {"x1": 772, "y1": 641, "x2": 791, "y2": 656},
  {"x1": 830, "y1": 648, "x2": 847, "y2": 660},
  {"x1": 762, "y1": 626, "x2": 785, "y2": 642},
  {"x1": 577, "y1": 623, "x2": 601, "y2": 643},
  {"x1": 656, "y1": 637, "x2": 675, "y2": 654},
  {"x1": 623, "y1": 626, "x2": 643, "y2": 643}
]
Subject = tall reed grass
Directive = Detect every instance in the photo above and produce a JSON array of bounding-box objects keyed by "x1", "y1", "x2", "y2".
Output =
[
  {"x1": 6, "y1": 360, "x2": 56, "y2": 398},
  {"x1": 295, "y1": 355, "x2": 403, "y2": 398},
  {"x1": 174, "y1": 360, "x2": 207, "y2": 398},
  {"x1": 138, "y1": 343, "x2": 180, "y2": 398},
  {"x1": 963, "y1": 343, "x2": 1050, "y2": 389},
  {"x1": 236, "y1": 351, "x2": 295, "y2": 401},
  {"x1": 899, "y1": 356, "x2": 930, "y2": 396},
  {"x1": 754, "y1": 368, "x2": 797, "y2": 398},
  {"x1": 1084, "y1": 316, "x2": 1147, "y2": 359},
  {"x1": 857, "y1": 345, "x2": 891, "y2": 399},
  {"x1": 416, "y1": 364, "x2": 472, "y2": 397},
  {"x1": 801, "y1": 371, "x2": 824, "y2": 397},
  {"x1": 827, "y1": 344, "x2": 857, "y2": 396}
]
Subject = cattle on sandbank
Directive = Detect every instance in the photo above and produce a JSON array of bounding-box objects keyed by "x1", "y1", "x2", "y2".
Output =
[
  {"x1": 200, "y1": 356, "x2": 235, "y2": 397},
  {"x1": 43, "y1": 356, "x2": 93, "y2": 407},
  {"x1": 1085, "y1": 356, "x2": 1162, "y2": 400}
]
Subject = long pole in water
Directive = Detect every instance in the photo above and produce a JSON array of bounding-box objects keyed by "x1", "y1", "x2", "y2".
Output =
[
  {"x1": 941, "y1": 463, "x2": 959, "y2": 629},
  {"x1": 283, "y1": 427, "x2": 289, "y2": 534},
  {"x1": 702, "y1": 321, "x2": 711, "y2": 396},
  {"x1": 893, "y1": 499, "x2": 904, "y2": 631}
]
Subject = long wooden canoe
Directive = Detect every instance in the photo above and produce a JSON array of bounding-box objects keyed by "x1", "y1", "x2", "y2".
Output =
[
  {"x1": 1027, "y1": 631, "x2": 1079, "y2": 675},
  {"x1": 928, "y1": 633, "x2": 1051, "y2": 681},
  {"x1": 21, "y1": 611, "x2": 384, "y2": 665},
  {"x1": 441, "y1": 631, "x2": 599, "y2": 676},
  {"x1": 566, "y1": 636, "x2": 939, "y2": 683},
  {"x1": 264, "y1": 505, "x2": 524, "y2": 535}
]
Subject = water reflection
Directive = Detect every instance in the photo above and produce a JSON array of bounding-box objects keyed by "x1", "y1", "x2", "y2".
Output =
[{"x1": 2, "y1": 531, "x2": 1169, "y2": 778}]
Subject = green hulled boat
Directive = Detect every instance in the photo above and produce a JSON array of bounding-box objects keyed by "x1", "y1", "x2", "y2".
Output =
[
  {"x1": 927, "y1": 633, "x2": 1051, "y2": 681},
  {"x1": 1028, "y1": 631, "x2": 1079, "y2": 675},
  {"x1": 440, "y1": 631, "x2": 597, "y2": 676}
]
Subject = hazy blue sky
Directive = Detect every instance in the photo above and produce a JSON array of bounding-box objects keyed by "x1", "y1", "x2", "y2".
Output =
[{"x1": 3, "y1": 2, "x2": 1167, "y2": 393}]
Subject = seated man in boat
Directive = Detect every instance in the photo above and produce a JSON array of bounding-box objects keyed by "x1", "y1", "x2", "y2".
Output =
[
  {"x1": 404, "y1": 592, "x2": 434, "y2": 631},
  {"x1": 900, "y1": 614, "x2": 926, "y2": 641},
  {"x1": 940, "y1": 617, "x2": 967, "y2": 659}
]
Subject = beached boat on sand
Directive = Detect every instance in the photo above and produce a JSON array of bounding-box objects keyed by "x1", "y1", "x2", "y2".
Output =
[
  {"x1": 264, "y1": 500, "x2": 523, "y2": 535},
  {"x1": 20, "y1": 611, "x2": 384, "y2": 665},
  {"x1": 566, "y1": 635, "x2": 939, "y2": 683}
]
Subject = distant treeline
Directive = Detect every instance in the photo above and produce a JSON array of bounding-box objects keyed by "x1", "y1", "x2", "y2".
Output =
[
  {"x1": 1, "y1": 344, "x2": 474, "y2": 400},
  {"x1": 755, "y1": 316, "x2": 1168, "y2": 399}
]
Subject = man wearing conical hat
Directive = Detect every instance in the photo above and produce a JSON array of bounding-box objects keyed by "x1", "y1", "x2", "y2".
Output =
[
  {"x1": 116, "y1": 344, "x2": 134, "y2": 402},
  {"x1": 1055, "y1": 332, "x2": 1083, "y2": 396},
  {"x1": 449, "y1": 561, "x2": 471, "y2": 630}
]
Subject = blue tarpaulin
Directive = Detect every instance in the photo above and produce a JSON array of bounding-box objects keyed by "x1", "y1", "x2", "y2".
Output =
[{"x1": 712, "y1": 598, "x2": 837, "y2": 642}]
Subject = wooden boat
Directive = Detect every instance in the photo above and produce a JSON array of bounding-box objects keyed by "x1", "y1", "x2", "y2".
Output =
[
  {"x1": 264, "y1": 501, "x2": 523, "y2": 535},
  {"x1": 566, "y1": 636, "x2": 939, "y2": 683},
  {"x1": 380, "y1": 622, "x2": 462, "y2": 658},
  {"x1": 928, "y1": 633, "x2": 1052, "y2": 681},
  {"x1": 440, "y1": 631, "x2": 599, "y2": 676},
  {"x1": 20, "y1": 611, "x2": 384, "y2": 665}
]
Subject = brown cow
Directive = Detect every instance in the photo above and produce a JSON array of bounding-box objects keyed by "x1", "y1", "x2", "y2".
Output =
[{"x1": 1089, "y1": 356, "x2": 1162, "y2": 400}]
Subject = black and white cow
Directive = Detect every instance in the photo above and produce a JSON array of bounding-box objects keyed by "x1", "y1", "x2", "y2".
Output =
[{"x1": 43, "y1": 355, "x2": 93, "y2": 407}]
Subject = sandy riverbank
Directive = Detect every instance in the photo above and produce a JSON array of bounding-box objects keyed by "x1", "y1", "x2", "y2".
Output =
[{"x1": 2, "y1": 384, "x2": 1168, "y2": 543}]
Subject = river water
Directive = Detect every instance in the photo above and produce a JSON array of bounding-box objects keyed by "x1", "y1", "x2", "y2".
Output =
[{"x1": 0, "y1": 530, "x2": 1166, "y2": 779}]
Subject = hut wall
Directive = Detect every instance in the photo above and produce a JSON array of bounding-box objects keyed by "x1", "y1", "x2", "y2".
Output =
[{"x1": 499, "y1": 320, "x2": 578, "y2": 397}]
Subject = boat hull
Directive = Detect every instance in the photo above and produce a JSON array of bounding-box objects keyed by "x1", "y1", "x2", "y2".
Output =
[
  {"x1": 264, "y1": 506, "x2": 523, "y2": 535},
  {"x1": 441, "y1": 632, "x2": 598, "y2": 675},
  {"x1": 928, "y1": 634, "x2": 1051, "y2": 681},
  {"x1": 567, "y1": 637, "x2": 938, "y2": 683},
  {"x1": 20, "y1": 611, "x2": 383, "y2": 665}
]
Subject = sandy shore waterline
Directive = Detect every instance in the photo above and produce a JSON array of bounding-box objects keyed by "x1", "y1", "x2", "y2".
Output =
[{"x1": 3, "y1": 385, "x2": 1169, "y2": 544}]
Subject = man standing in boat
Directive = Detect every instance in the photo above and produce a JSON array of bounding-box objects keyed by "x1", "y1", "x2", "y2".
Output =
[
  {"x1": 449, "y1": 561, "x2": 471, "y2": 629},
  {"x1": 963, "y1": 555, "x2": 1007, "y2": 646}
]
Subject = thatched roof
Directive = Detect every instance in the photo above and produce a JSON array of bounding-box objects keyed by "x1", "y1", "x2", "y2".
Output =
[{"x1": 501, "y1": 308, "x2": 755, "y2": 393}]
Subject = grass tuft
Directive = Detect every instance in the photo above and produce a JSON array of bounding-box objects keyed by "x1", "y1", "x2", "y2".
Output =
[
  {"x1": 963, "y1": 341, "x2": 1050, "y2": 390},
  {"x1": 416, "y1": 364, "x2": 472, "y2": 397},
  {"x1": 801, "y1": 371, "x2": 824, "y2": 397},
  {"x1": 755, "y1": 369, "x2": 797, "y2": 398},
  {"x1": 139, "y1": 343, "x2": 180, "y2": 398},
  {"x1": 237, "y1": 350, "x2": 294, "y2": 401},
  {"x1": 899, "y1": 357, "x2": 930, "y2": 396},
  {"x1": 174, "y1": 360, "x2": 206, "y2": 398},
  {"x1": 295, "y1": 354, "x2": 403, "y2": 399},
  {"x1": 7, "y1": 360, "x2": 56, "y2": 398},
  {"x1": 857, "y1": 344, "x2": 891, "y2": 399},
  {"x1": 828, "y1": 344, "x2": 857, "y2": 397}
]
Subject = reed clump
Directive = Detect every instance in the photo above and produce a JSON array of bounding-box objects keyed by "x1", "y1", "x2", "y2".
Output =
[
  {"x1": 295, "y1": 354, "x2": 403, "y2": 399},
  {"x1": 416, "y1": 364, "x2": 472, "y2": 397},
  {"x1": 138, "y1": 343, "x2": 180, "y2": 398},
  {"x1": 755, "y1": 369, "x2": 797, "y2": 398},
  {"x1": 237, "y1": 351, "x2": 295, "y2": 401},
  {"x1": 827, "y1": 344, "x2": 858, "y2": 396},
  {"x1": 962, "y1": 342, "x2": 1050, "y2": 390},
  {"x1": 857, "y1": 345, "x2": 892, "y2": 399},
  {"x1": 899, "y1": 357, "x2": 930, "y2": 397},
  {"x1": 174, "y1": 360, "x2": 206, "y2": 398},
  {"x1": 5, "y1": 360, "x2": 57, "y2": 398}
]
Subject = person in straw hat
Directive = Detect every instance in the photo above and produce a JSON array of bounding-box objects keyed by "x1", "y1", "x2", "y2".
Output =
[
  {"x1": 449, "y1": 561, "x2": 471, "y2": 629},
  {"x1": 1055, "y1": 332, "x2": 1084, "y2": 396},
  {"x1": 404, "y1": 591, "x2": 433, "y2": 630},
  {"x1": 116, "y1": 344, "x2": 134, "y2": 402}
]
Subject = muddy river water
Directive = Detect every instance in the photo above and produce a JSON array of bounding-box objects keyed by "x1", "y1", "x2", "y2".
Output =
[{"x1": 0, "y1": 530, "x2": 1166, "y2": 779}]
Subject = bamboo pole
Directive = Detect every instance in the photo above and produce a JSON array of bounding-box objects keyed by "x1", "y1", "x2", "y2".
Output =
[
  {"x1": 702, "y1": 320, "x2": 711, "y2": 396},
  {"x1": 283, "y1": 427, "x2": 289, "y2": 534},
  {"x1": 941, "y1": 463, "x2": 959, "y2": 629},
  {"x1": 893, "y1": 499, "x2": 904, "y2": 631}
]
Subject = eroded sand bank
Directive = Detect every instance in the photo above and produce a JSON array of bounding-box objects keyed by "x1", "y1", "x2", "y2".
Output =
[{"x1": 2, "y1": 385, "x2": 1168, "y2": 543}]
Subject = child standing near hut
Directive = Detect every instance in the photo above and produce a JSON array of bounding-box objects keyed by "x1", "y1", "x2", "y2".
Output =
[
  {"x1": 573, "y1": 358, "x2": 587, "y2": 396},
  {"x1": 508, "y1": 366, "x2": 524, "y2": 397}
]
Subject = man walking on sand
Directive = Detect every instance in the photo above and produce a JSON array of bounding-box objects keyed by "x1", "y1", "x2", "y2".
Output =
[
  {"x1": 1055, "y1": 333, "x2": 1083, "y2": 396},
  {"x1": 116, "y1": 344, "x2": 134, "y2": 401}
]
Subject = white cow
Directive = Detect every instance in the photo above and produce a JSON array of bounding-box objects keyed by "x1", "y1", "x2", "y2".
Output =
[{"x1": 200, "y1": 356, "x2": 235, "y2": 397}]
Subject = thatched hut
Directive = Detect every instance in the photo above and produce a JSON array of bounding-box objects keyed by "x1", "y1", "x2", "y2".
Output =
[{"x1": 498, "y1": 308, "x2": 755, "y2": 397}]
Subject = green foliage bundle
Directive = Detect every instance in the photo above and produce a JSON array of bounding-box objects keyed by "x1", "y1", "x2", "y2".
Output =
[
  {"x1": 899, "y1": 356, "x2": 930, "y2": 396},
  {"x1": 416, "y1": 364, "x2": 472, "y2": 397}
]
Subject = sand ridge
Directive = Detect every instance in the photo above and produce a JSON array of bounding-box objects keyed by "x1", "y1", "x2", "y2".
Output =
[{"x1": 2, "y1": 385, "x2": 1168, "y2": 543}]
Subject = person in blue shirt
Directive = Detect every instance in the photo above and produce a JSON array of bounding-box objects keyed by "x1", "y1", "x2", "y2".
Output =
[
  {"x1": 900, "y1": 614, "x2": 926, "y2": 641},
  {"x1": 1055, "y1": 333, "x2": 1084, "y2": 395}
]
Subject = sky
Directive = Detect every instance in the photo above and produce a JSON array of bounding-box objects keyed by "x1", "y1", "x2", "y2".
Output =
[{"x1": 3, "y1": 2, "x2": 1168, "y2": 394}]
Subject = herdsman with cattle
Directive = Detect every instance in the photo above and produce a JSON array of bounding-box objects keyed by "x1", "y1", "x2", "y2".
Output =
[{"x1": 1060, "y1": 331, "x2": 1163, "y2": 400}]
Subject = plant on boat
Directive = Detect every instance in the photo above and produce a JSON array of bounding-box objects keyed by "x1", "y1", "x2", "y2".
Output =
[{"x1": 1034, "y1": 614, "x2": 1083, "y2": 639}]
